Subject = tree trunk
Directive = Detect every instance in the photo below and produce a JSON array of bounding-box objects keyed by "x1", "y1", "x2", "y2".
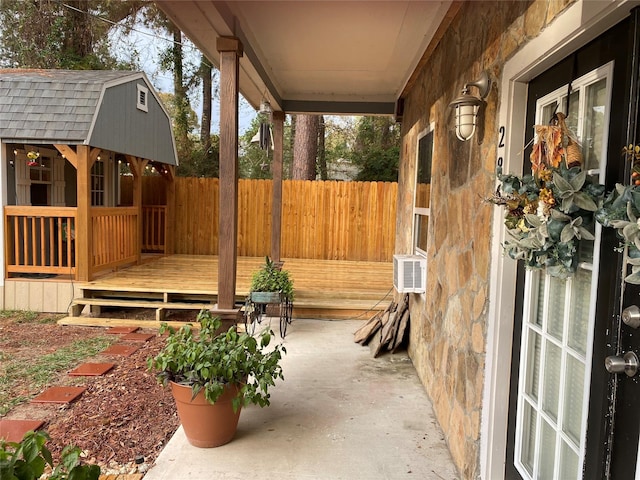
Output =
[
  {"x1": 64, "y1": 1, "x2": 93, "y2": 58},
  {"x1": 200, "y1": 55, "x2": 212, "y2": 152},
  {"x1": 292, "y1": 114, "x2": 319, "y2": 180},
  {"x1": 318, "y1": 115, "x2": 327, "y2": 180},
  {"x1": 171, "y1": 23, "x2": 189, "y2": 147}
]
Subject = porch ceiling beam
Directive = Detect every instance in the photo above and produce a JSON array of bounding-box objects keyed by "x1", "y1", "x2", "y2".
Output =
[{"x1": 281, "y1": 100, "x2": 396, "y2": 116}]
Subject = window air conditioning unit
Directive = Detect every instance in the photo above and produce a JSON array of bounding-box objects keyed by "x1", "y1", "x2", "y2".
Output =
[{"x1": 393, "y1": 255, "x2": 426, "y2": 293}]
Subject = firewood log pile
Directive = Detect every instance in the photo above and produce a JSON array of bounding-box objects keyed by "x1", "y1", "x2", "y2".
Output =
[{"x1": 353, "y1": 293, "x2": 410, "y2": 357}]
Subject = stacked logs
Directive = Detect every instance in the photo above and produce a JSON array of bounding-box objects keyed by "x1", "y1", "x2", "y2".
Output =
[{"x1": 353, "y1": 294, "x2": 410, "y2": 357}]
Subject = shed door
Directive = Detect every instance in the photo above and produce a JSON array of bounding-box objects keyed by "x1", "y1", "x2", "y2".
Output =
[{"x1": 506, "y1": 16, "x2": 640, "y2": 479}]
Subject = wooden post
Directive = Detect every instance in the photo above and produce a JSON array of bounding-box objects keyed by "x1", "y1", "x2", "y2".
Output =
[
  {"x1": 163, "y1": 165, "x2": 176, "y2": 255},
  {"x1": 216, "y1": 36, "x2": 242, "y2": 311},
  {"x1": 271, "y1": 111, "x2": 284, "y2": 263},
  {"x1": 126, "y1": 156, "x2": 148, "y2": 266},
  {"x1": 76, "y1": 146, "x2": 92, "y2": 281}
]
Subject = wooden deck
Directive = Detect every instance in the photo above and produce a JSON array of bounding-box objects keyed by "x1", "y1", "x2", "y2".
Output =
[{"x1": 66, "y1": 255, "x2": 392, "y2": 321}]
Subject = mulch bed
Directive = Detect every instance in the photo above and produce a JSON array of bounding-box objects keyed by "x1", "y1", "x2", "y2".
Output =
[{"x1": 0, "y1": 312, "x2": 184, "y2": 475}]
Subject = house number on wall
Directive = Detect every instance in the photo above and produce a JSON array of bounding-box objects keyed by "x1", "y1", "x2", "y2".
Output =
[{"x1": 497, "y1": 126, "x2": 505, "y2": 168}]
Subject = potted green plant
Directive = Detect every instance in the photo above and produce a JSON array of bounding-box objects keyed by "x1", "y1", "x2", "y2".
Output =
[
  {"x1": 249, "y1": 256, "x2": 294, "y2": 303},
  {"x1": 147, "y1": 309, "x2": 286, "y2": 448}
]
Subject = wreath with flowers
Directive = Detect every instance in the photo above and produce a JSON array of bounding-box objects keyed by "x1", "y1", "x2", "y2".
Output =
[
  {"x1": 489, "y1": 113, "x2": 606, "y2": 278},
  {"x1": 594, "y1": 145, "x2": 640, "y2": 284}
]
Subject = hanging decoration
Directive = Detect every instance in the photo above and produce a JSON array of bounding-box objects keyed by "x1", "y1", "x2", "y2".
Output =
[
  {"x1": 488, "y1": 113, "x2": 606, "y2": 278},
  {"x1": 26, "y1": 150, "x2": 40, "y2": 167},
  {"x1": 259, "y1": 121, "x2": 272, "y2": 151}
]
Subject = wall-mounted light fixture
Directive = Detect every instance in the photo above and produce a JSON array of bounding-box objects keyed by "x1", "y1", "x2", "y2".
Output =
[{"x1": 449, "y1": 71, "x2": 491, "y2": 142}]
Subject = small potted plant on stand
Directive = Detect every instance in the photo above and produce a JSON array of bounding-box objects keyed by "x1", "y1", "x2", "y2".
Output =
[
  {"x1": 250, "y1": 256, "x2": 294, "y2": 303},
  {"x1": 147, "y1": 309, "x2": 285, "y2": 448},
  {"x1": 247, "y1": 257, "x2": 295, "y2": 336}
]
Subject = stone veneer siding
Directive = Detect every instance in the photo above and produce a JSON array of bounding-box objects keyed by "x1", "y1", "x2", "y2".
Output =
[{"x1": 397, "y1": 1, "x2": 573, "y2": 478}]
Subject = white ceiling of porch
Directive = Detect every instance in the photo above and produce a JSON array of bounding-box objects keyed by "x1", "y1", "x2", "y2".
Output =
[{"x1": 155, "y1": 1, "x2": 453, "y2": 116}]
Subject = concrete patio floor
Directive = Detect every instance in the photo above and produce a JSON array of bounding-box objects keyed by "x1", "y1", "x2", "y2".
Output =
[{"x1": 143, "y1": 319, "x2": 459, "y2": 480}]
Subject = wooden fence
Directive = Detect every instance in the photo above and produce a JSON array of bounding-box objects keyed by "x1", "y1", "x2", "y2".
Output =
[{"x1": 121, "y1": 177, "x2": 397, "y2": 262}]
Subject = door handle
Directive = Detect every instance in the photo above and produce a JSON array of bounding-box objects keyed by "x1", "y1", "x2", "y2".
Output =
[
  {"x1": 622, "y1": 305, "x2": 640, "y2": 329},
  {"x1": 605, "y1": 351, "x2": 639, "y2": 377}
]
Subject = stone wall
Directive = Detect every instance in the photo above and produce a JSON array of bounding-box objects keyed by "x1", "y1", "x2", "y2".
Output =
[{"x1": 398, "y1": 1, "x2": 573, "y2": 478}]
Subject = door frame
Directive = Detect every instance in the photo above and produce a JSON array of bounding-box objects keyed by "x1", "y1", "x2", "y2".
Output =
[{"x1": 482, "y1": 1, "x2": 636, "y2": 479}]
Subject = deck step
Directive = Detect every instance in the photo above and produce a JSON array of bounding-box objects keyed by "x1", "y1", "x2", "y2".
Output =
[
  {"x1": 70, "y1": 297, "x2": 214, "y2": 321},
  {"x1": 79, "y1": 286, "x2": 217, "y2": 303},
  {"x1": 58, "y1": 316, "x2": 204, "y2": 329}
]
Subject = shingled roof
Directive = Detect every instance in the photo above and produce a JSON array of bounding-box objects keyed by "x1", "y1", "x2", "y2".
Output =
[{"x1": 0, "y1": 69, "x2": 178, "y2": 165}]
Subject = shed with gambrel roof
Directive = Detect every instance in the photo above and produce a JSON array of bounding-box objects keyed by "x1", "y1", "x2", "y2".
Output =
[
  {"x1": 0, "y1": 69, "x2": 178, "y2": 301},
  {"x1": 0, "y1": 69, "x2": 177, "y2": 165}
]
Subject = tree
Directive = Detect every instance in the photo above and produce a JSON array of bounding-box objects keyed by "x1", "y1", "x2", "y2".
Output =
[
  {"x1": 169, "y1": 24, "x2": 189, "y2": 148},
  {"x1": 142, "y1": 6, "x2": 216, "y2": 172},
  {"x1": 317, "y1": 116, "x2": 327, "y2": 180},
  {"x1": 200, "y1": 54, "x2": 213, "y2": 153},
  {"x1": 157, "y1": 92, "x2": 218, "y2": 177},
  {"x1": 177, "y1": 135, "x2": 220, "y2": 177},
  {"x1": 350, "y1": 116, "x2": 400, "y2": 182},
  {"x1": 292, "y1": 114, "x2": 319, "y2": 179},
  {"x1": 0, "y1": 0, "x2": 144, "y2": 69}
]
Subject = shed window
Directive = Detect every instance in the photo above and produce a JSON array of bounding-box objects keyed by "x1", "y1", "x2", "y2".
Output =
[{"x1": 137, "y1": 84, "x2": 149, "y2": 112}]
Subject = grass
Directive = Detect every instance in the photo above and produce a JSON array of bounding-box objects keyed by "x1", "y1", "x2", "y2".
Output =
[
  {"x1": 0, "y1": 315, "x2": 116, "y2": 415},
  {"x1": 0, "y1": 310, "x2": 60, "y2": 324}
]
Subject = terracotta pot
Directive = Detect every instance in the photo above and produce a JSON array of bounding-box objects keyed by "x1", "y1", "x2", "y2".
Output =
[{"x1": 170, "y1": 381, "x2": 242, "y2": 448}]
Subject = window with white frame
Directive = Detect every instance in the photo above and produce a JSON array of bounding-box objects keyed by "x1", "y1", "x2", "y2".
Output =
[{"x1": 414, "y1": 126, "x2": 433, "y2": 255}]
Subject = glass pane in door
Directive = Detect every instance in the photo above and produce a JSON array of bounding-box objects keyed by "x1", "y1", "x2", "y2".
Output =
[
  {"x1": 583, "y1": 78, "x2": 607, "y2": 171},
  {"x1": 539, "y1": 419, "x2": 557, "y2": 480},
  {"x1": 563, "y1": 354, "x2": 585, "y2": 444},
  {"x1": 542, "y1": 341, "x2": 561, "y2": 421},
  {"x1": 560, "y1": 441, "x2": 579, "y2": 480},
  {"x1": 568, "y1": 269, "x2": 591, "y2": 354},
  {"x1": 547, "y1": 276, "x2": 566, "y2": 340}
]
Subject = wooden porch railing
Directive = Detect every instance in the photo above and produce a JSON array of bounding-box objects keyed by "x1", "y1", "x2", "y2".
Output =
[
  {"x1": 91, "y1": 207, "x2": 138, "y2": 274},
  {"x1": 5, "y1": 206, "x2": 144, "y2": 280},
  {"x1": 4, "y1": 206, "x2": 77, "y2": 276},
  {"x1": 142, "y1": 205, "x2": 166, "y2": 253}
]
